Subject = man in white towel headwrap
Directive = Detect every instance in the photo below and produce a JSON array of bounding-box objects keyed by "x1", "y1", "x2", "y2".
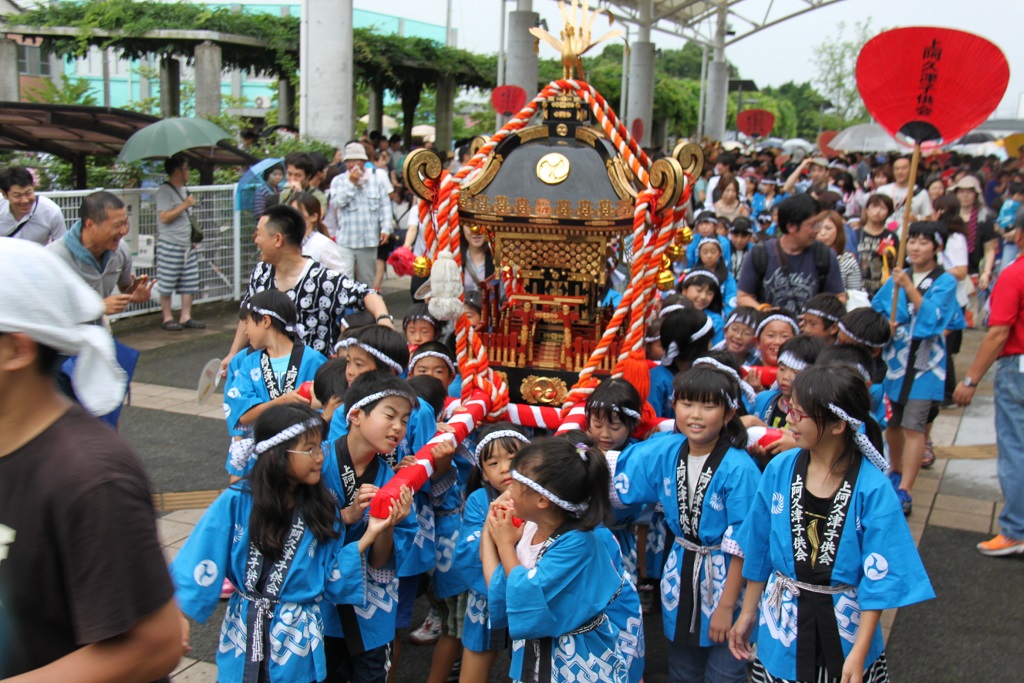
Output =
[{"x1": 0, "y1": 238, "x2": 183, "y2": 681}]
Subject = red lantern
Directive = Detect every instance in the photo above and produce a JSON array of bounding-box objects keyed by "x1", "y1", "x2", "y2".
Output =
[
  {"x1": 491, "y1": 85, "x2": 527, "y2": 117},
  {"x1": 631, "y1": 118, "x2": 645, "y2": 142},
  {"x1": 817, "y1": 130, "x2": 840, "y2": 159},
  {"x1": 736, "y1": 109, "x2": 775, "y2": 138},
  {"x1": 856, "y1": 27, "x2": 1008, "y2": 144}
]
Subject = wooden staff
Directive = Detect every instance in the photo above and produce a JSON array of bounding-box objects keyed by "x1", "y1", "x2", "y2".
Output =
[{"x1": 890, "y1": 141, "x2": 923, "y2": 323}]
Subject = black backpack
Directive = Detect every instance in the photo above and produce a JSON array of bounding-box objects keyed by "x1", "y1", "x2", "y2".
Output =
[{"x1": 749, "y1": 239, "x2": 833, "y2": 304}]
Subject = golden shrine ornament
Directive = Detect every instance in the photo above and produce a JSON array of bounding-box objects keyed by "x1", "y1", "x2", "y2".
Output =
[
  {"x1": 520, "y1": 375, "x2": 569, "y2": 405},
  {"x1": 413, "y1": 256, "x2": 433, "y2": 278},
  {"x1": 536, "y1": 153, "x2": 570, "y2": 185}
]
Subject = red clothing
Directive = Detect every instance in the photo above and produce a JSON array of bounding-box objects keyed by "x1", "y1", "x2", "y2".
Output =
[{"x1": 988, "y1": 256, "x2": 1024, "y2": 356}]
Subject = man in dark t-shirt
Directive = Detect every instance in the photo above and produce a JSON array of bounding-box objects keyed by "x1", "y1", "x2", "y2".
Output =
[
  {"x1": 0, "y1": 238, "x2": 181, "y2": 681},
  {"x1": 737, "y1": 194, "x2": 845, "y2": 312}
]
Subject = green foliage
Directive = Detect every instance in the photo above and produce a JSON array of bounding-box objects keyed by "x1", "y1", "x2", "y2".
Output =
[
  {"x1": 3, "y1": 0, "x2": 494, "y2": 90},
  {"x1": 813, "y1": 20, "x2": 877, "y2": 124},
  {"x1": 22, "y1": 75, "x2": 98, "y2": 106}
]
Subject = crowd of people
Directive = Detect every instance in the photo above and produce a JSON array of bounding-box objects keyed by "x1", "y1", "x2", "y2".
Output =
[{"x1": 2, "y1": 136, "x2": 1024, "y2": 683}]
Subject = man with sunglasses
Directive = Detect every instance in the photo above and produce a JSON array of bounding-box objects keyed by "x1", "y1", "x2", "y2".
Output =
[{"x1": 0, "y1": 166, "x2": 66, "y2": 245}]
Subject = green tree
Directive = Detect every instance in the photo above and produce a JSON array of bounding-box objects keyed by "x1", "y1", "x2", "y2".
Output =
[
  {"x1": 813, "y1": 20, "x2": 876, "y2": 124},
  {"x1": 22, "y1": 75, "x2": 98, "y2": 106}
]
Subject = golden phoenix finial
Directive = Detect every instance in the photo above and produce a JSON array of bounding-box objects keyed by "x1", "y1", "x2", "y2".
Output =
[{"x1": 529, "y1": 0, "x2": 624, "y2": 81}]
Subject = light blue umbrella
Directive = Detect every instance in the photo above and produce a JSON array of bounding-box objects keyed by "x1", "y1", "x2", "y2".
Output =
[
  {"x1": 235, "y1": 157, "x2": 284, "y2": 211},
  {"x1": 117, "y1": 117, "x2": 233, "y2": 163}
]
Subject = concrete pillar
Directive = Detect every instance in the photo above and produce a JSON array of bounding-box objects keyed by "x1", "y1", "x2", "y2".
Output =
[
  {"x1": 230, "y1": 69, "x2": 243, "y2": 100},
  {"x1": 627, "y1": 43, "x2": 654, "y2": 148},
  {"x1": 101, "y1": 48, "x2": 111, "y2": 107},
  {"x1": 194, "y1": 41, "x2": 223, "y2": 117},
  {"x1": 159, "y1": 56, "x2": 181, "y2": 118},
  {"x1": 367, "y1": 84, "x2": 384, "y2": 134},
  {"x1": 278, "y1": 78, "x2": 295, "y2": 128},
  {"x1": 48, "y1": 52, "x2": 64, "y2": 90},
  {"x1": 0, "y1": 39, "x2": 18, "y2": 102},
  {"x1": 300, "y1": 0, "x2": 353, "y2": 147},
  {"x1": 506, "y1": 8, "x2": 539, "y2": 100},
  {"x1": 435, "y1": 74, "x2": 455, "y2": 154},
  {"x1": 704, "y1": 6, "x2": 729, "y2": 142}
]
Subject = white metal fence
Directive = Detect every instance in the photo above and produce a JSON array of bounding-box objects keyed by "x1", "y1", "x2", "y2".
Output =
[{"x1": 42, "y1": 184, "x2": 263, "y2": 321}]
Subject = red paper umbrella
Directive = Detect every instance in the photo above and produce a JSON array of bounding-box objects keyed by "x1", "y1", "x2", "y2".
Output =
[
  {"x1": 856, "y1": 27, "x2": 1009, "y2": 144},
  {"x1": 736, "y1": 109, "x2": 775, "y2": 138},
  {"x1": 817, "y1": 130, "x2": 840, "y2": 159},
  {"x1": 491, "y1": 85, "x2": 527, "y2": 117}
]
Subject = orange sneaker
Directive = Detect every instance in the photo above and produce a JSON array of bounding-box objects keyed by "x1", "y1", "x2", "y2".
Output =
[{"x1": 976, "y1": 534, "x2": 1024, "y2": 557}]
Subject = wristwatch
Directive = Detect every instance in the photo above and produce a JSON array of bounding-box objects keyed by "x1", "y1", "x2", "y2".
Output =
[
  {"x1": 376, "y1": 314, "x2": 394, "y2": 322},
  {"x1": 962, "y1": 376, "x2": 976, "y2": 388}
]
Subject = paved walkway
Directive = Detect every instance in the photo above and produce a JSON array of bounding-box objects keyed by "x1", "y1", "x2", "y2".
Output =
[{"x1": 109, "y1": 278, "x2": 1007, "y2": 681}]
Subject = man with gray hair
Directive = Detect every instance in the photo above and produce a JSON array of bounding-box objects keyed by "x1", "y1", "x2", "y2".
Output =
[{"x1": 0, "y1": 238, "x2": 183, "y2": 681}]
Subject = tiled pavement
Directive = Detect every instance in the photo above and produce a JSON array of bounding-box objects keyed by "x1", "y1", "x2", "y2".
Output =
[{"x1": 113, "y1": 283, "x2": 1007, "y2": 681}]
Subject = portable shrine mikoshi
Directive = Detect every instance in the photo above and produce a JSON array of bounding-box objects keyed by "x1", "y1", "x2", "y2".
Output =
[{"x1": 370, "y1": 0, "x2": 703, "y2": 516}]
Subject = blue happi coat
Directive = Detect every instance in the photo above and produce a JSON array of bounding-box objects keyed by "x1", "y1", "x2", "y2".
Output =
[
  {"x1": 871, "y1": 269, "x2": 960, "y2": 403},
  {"x1": 320, "y1": 442, "x2": 418, "y2": 652},
  {"x1": 739, "y1": 448, "x2": 934, "y2": 680},
  {"x1": 429, "y1": 469, "x2": 467, "y2": 599},
  {"x1": 222, "y1": 348, "x2": 255, "y2": 438},
  {"x1": 170, "y1": 484, "x2": 372, "y2": 683},
  {"x1": 611, "y1": 433, "x2": 761, "y2": 645},
  {"x1": 753, "y1": 388, "x2": 786, "y2": 428},
  {"x1": 648, "y1": 365, "x2": 675, "y2": 419},
  {"x1": 596, "y1": 526, "x2": 646, "y2": 683},
  {"x1": 223, "y1": 345, "x2": 327, "y2": 476},
  {"x1": 488, "y1": 529, "x2": 629, "y2": 683},
  {"x1": 455, "y1": 486, "x2": 506, "y2": 653},
  {"x1": 327, "y1": 396, "x2": 441, "y2": 577}
]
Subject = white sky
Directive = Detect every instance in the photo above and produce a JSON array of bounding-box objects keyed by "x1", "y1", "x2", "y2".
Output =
[{"x1": 357, "y1": 0, "x2": 1021, "y2": 118}]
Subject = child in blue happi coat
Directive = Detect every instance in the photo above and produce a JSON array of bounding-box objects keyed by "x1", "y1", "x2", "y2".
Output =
[
  {"x1": 836, "y1": 307, "x2": 893, "y2": 429},
  {"x1": 453, "y1": 423, "x2": 530, "y2": 682},
  {"x1": 798, "y1": 292, "x2": 845, "y2": 343},
  {"x1": 694, "y1": 235, "x2": 739, "y2": 316},
  {"x1": 679, "y1": 269, "x2": 727, "y2": 346},
  {"x1": 729, "y1": 366, "x2": 933, "y2": 683},
  {"x1": 171, "y1": 405, "x2": 411, "y2": 683},
  {"x1": 649, "y1": 307, "x2": 716, "y2": 419},
  {"x1": 612, "y1": 365, "x2": 762, "y2": 683},
  {"x1": 319, "y1": 372, "x2": 427, "y2": 683},
  {"x1": 224, "y1": 290, "x2": 327, "y2": 479},
  {"x1": 482, "y1": 437, "x2": 629, "y2": 683},
  {"x1": 687, "y1": 210, "x2": 733, "y2": 270},
  {"x1": 712, "y1": 307, "x2": 762, "y2": 368},
  {"x1": 871, "y1": 221, "x2": 962, "y2": 515},
  {"x1": 563, "y1": 429, "x2": 646, "y2": 683},
  {"x1": 585, "y1": 379, "x2": 644, "y2": 580}
]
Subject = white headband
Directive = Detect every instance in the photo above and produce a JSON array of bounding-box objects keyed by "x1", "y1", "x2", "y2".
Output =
[
  {"x1": 660, "y1": 317, "x2": 716, "y2": 367},
  {"x1": 659, "y1": 303, "x2": 687, "y2": 318},
  {"x1": 755, "y1": 314, "x2": 799, "y2": 338},
  {"x1": 338, "y1": 338, "x2": 405, "y2": 374},
  {"x1": 802, "y1": 307, "x2": 840, "y2": 323},
  {"x1": 346, "y1": 389, "x2": 416, "y2": 423},
  {"x1": 511, "y1": 469, "x2": 588, "y2": 515},
  {"x1": 586, "y1": 400, "x2": 641, "y2": 420},
  {"x1": 409, "y1": 350, "x2": 456, "y2": 375},
  {"x1": 227, "y1": 416, "x2": 322, "y2": 473},
  {"x1": 474, "y1": 429, "x2": 530, "y2": 464},
  {"x1": 837, "y1": 321, "x2": 886, "y2": 349},
  {"x1": 827, "y1": 402, "x2": 888, "y2": 472},
  {"x1": 682, "y1": 269, "x2": 721, "y2": 288},
  {"x1": 696, "y1": 236, "x2": 721, "y2": 250},
  {"x1": 404, "y1": 313, "x2": 439, "y2": 328},
  {"x1": 248, "y1": 304, "x2": 288, "y2": 327},
  {"x1": 0, "y1": 238, "x2": 126, "y2": 416},
  {"x1": 692, "y1": 357, "x2": 757, "y2": 406},
  {"x1": 777, "y1": 351, "x2": 809, "y2": 372}
]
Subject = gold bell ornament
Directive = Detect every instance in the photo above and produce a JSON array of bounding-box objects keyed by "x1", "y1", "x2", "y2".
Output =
[
  {"x1": 657, "y1": 255, "x2": 675, "y2": 291},
  {"x1": 666, "y1": 241, "x2": 685, "y2": 261},
  {"x1": 678, "y1": 226, "x2": 693, "y2": 245},
  {"x1": 413, "y1": 256, "x2": 433, "y2": 278}
]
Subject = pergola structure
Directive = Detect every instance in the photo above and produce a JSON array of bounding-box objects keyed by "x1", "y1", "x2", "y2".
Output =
[
  {"x1": 502, "y1": 0, "x2": 845, "y2": 147},
  {"x1": 0, "y1": 102, "x2": 257, "y2": 187}
]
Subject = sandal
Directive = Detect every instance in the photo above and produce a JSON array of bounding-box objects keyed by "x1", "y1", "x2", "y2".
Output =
[
  {"x1": 921, "y1": 440, "x2": 936, "y2": 469},
  {"x1": 162, "y1": 320, "x2": 183, "y2": 331},
  {"x1": 181, "y1": 318, "x2": 206, "y2": 329}
]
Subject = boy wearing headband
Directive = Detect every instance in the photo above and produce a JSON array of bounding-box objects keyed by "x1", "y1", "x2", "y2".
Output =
[
  {"x1": 799, "y1": 292, "x2": 846, "y2": 341},
  {"x1": 0, "y1": 239, "x2": 181, "y2": 681},
  {"x1": 871, "y1": 222, "x2": 963, "y2": 516}
]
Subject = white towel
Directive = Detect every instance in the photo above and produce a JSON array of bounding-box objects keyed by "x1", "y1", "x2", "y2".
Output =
[{"x1": 0, "y1": 238, "x2": 126, "y2": 415}]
